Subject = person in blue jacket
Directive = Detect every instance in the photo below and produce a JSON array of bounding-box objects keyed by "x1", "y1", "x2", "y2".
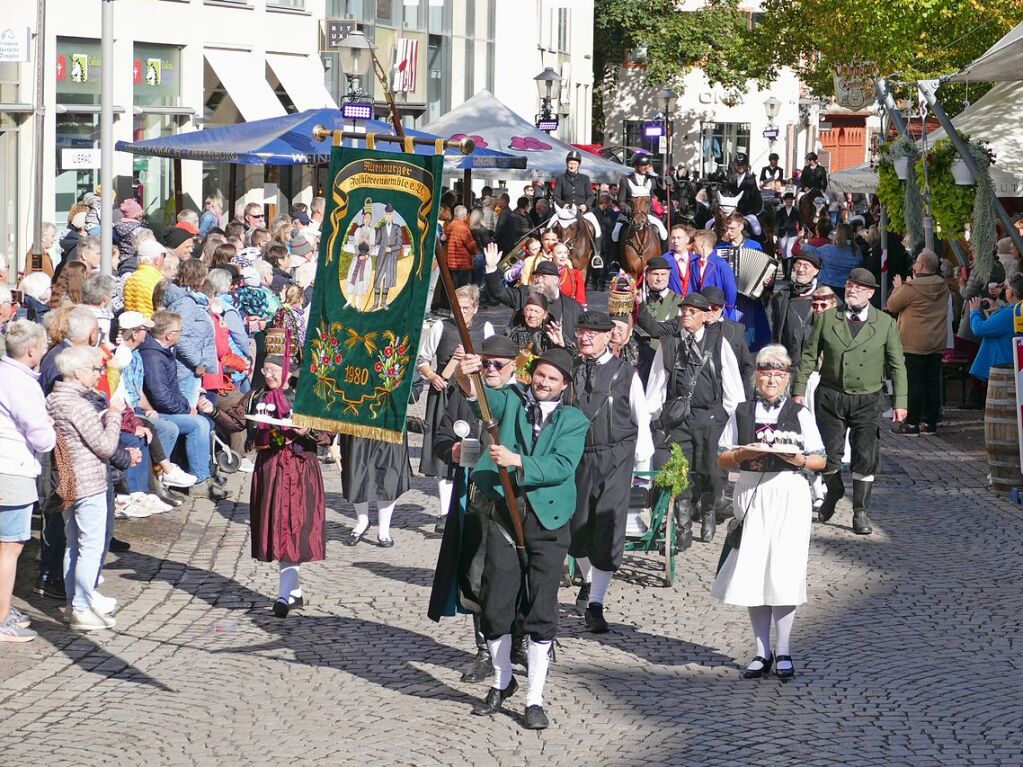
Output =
[
  {"x1": 802, "y1": 223, "x2": 862, "y2": 301},
  {"x1": 968, "y1": 273, "x2": 1023, "y2": 382}
]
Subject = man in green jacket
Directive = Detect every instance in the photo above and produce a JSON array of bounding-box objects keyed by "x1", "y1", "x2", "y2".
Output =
[
  {"x1": 457, "y1": 346, "x2": 589, "y2": 730},
  {"x1": 793, "y1": 268, "x2": 907, "y2": 535}
]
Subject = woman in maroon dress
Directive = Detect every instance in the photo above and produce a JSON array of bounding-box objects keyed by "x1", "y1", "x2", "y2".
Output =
[{"x1": 199, "y1": 354, "x2": 329, "y2": 617}]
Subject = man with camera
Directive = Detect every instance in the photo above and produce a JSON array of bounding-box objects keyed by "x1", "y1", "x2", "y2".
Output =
[{"x1": 639, "y1": 292, "x2": 745, "y2": 548}]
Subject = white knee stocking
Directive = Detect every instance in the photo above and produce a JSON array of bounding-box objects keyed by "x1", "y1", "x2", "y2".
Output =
[
  {"x1": 377, "y1": 501, "x2": 395, "y2": 540},
  {"x1": 278, "y1": 562, "x2": 301, "y2": 600},
  {"x1": 589, "y1": 567, "x2": 613, "y2": 606},
  {"x1": 487, "y1": 634, "x2": 513, "y2": 689},
  {"x1": 438, "y1": 478, "x2": 454, "y2": 518},
  {"x1": 772, "y1": 605, "x2": 796, "y2": 658},
  {"x1": 747, "y1": 605, "x2": 773, "y2": 668},
  {"x1": 612, "y1": 222, "x2": 623, "y2": 242},
  {"x1": 576, "y1": 557, "x2": 593, "y2": 584},
  {"x1": 526, "y1": 638, "x2": 552, "y2": 707},
  {"x1": 352, "y1": 502, "x2": 370, "y2": 536}
]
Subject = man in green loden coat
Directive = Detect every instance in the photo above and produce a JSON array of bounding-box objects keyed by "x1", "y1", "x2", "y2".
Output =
[
  {"x1": 456, "y1": 346, "x2": 589, "y2": 731},
  {"x1": 792, "y1": 268, "x2": 908, "y2": 535}
]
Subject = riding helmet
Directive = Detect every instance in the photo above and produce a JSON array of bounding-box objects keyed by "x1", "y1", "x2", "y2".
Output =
[
  {"x1": 566, "y1": 150, "x2": 583, "y2": 165},
  {"x1": 806, "y1": 152, "x2": 818, "y2": 162},
  {"x1": 632, "y1": 152, "x2": 651, "y2": 167}
]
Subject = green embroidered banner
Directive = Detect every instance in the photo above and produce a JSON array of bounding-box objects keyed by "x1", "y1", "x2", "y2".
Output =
[{"x1": 293, "y1": 146, "x2": 443, "y2": 443}]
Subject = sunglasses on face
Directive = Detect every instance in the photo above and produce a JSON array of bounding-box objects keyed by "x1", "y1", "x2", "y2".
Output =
[
  {"x1": 481, "y1": 360, "x2": 509, "y2": 371},
  {"x1": 811, "y1": 301, "x2": 832, "y2": 308}
]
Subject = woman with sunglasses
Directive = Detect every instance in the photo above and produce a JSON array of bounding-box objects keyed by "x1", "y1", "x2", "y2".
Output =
[{"x1": 715, "y1": 344, "x2": 826, "y2": 680}]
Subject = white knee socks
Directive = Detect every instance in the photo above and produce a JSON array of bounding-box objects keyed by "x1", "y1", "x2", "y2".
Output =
[
  {"x1": 438, "y1": 478, "x2": 454, "y2": 518},
  {"x1": 378, "y1": 501, "x2": 395, "y2": 540},
  {"x1": 589, "y1": 567, "x2": 613, "y2": 606},
  {"x1": 487, "y1": 634, "x2": 512, "y2": 689},
  {"x1": 278, "y1": 562, "x2": 301, "y2": 601},
  {"x1": 352, "y1": 502, "x2": 370, "y2": 536},
  {"x1": 772, "y1": 605, "x2": 796, "y2": 661},
  {"x1": 576, "y1": 557, "x2": 593, "y2": 584},
  {"x1": 526, "y1": 638, "x2": 551, "y2": 707},
  {"x1": 747, "y1": 605, "x2": 773, "y2": 668}
]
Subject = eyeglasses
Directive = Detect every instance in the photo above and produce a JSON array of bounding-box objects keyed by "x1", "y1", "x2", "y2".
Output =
[
  {"x1": 481, "y1": 360, "x2": 509, "y2": 371},
  {"x1": 845, "y1": 282, "x2": 871, "y2": 292},
  {"x1": 811, "y1": 301, "x2": 832, "y2": 308},
  {"x1": 756, "y1": 370, "x2": 788, "y2": 380},
  {"x1": 248, "y1": 213, "x2": 264, "y2": 219},
  {"x1": 90, "y1": 366, "x2": 105, "y2": 374}
]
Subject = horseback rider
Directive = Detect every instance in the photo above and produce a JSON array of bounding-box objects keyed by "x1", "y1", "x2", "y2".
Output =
[
  {"x1": 799, "y1": 152, "x2": 829, "y2": 193},
  {"x1": 759, "y1": 152, "x2": 785, "y2": 188},
  {"x1": 550, "y1": 150, "x2": 601, "y2": 243},
  {"x1": 723, "y1": 152, "x2": 763, "y2": 218},
  {"x1": 612, "y1": 152, "x2": 668, "y2": 243}
]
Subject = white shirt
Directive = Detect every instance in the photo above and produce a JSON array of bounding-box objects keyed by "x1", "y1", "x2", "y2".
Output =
[
  {"x1": 845, "y1": 306, "x2": 869, "y2": 322},
  {"x1": 417, "y1": 319, "x2": 495, "y2": 368},
  {"x1": 645, "y1": 325, "x2": 745, "y2": 417}
]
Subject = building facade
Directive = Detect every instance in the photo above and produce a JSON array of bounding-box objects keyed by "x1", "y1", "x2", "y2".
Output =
[{"x1": 1, "y1": 0, "x2": 593, "y2": 278}]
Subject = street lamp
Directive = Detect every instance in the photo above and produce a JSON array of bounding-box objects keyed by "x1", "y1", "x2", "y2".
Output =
[
  {"x1": 763, "y1": 95, "x2": 782, "y2": 147},
  {"x1": 534, "y1": 67, "x2": 563, "y2": 130},
  {"x1": 338, "y1": 29, "x2": 373, "y2": 102},
  {"x1": 657, "y1": 87, "x2": 678, "y2": 229}
]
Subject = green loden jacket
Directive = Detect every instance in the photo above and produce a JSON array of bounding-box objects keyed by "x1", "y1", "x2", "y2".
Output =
[
  {"x1": 793, "y1": 305, "x2": 908, "y2": 410},
  {"x1": 469, "y1": 384, "x2": 589, "y2": 531}
]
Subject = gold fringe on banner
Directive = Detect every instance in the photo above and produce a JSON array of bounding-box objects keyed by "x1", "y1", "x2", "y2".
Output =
[{"x1": 292, "y1": 413, "x2": 403, "y2": 444}]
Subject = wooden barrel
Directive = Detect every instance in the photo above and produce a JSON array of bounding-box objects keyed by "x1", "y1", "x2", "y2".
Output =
[{"x1": 984, "y1": 366, "x2": 1023, "y2": 491}]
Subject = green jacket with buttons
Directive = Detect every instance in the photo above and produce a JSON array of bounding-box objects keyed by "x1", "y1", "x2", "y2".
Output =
[
  {"x1": 469, "y1": 384, "x2": 589, "y2": 531},
  {"x1": 793, "y1": 305, "x2": 908, "y2": 409}
]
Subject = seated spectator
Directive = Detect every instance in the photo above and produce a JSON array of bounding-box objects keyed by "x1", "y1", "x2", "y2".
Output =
[
  {"x1": 0, "y1": 321, "x2": 55, "y2": 642},
  {"x1": 139, "y1": 310, "x2": 228, "y2": 501},
  {"x1": 123, "y1": 240, "x2": 168, "y2": 318},
  {"x1": 47, "y1": 345, "x2": 123, "y2": 632}
]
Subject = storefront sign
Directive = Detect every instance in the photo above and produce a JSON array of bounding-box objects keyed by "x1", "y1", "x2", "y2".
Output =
[
  {"x1": 323, "y1": 19, "x2": 356, "y2": 50},
  {"x1": 0, "y1": 27, "x2": 31, "y2": 63},
  {"x1": 834, "y1": 62, "x2": 877, "y2": 110},
  {"x1": 61, "y1": 148, "x2": 100, "y2": 170}
]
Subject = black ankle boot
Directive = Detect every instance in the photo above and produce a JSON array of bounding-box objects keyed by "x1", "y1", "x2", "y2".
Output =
[
  {"x1": 852, "y1": 479, "x2": 873, "y2": 535},
  {"x1": 713, "y1": 492, "x2": 732, "y2": 524},
  {"x1": 510, "y1": 634, "x2": 528, "y2": 669},
  {"x1": 672, "y1": 498, "x2": 693, "y2": 552},
  {"x1": 700, "y1": 494, "x2": 716, "y2": 543},
  {"x1": 461, "y1": 614, "x2": 493, "y2": 683},
  {"x1": 817, "y1": 472, "x2": 844, "y2": 523}
]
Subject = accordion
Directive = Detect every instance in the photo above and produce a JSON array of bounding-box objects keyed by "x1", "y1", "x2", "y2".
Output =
[{"x1": 721, "y1": 247, "x2": 779, "y2": 298}]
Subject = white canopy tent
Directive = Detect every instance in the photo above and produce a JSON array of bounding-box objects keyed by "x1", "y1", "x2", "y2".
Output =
[
  {"x1": 830, "y1": 80, "x2": 1023, "y2": 197},
  {"x1": 422, "y1": 90, "x2": 629, "y2": 183},
  {"x1": 950, "y1": 21, "x2": 1023, "y2": 83}
]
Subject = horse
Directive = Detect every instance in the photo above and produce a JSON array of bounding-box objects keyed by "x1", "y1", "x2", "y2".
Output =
[
  {"x1": 618, "y1": 195, "x2": 665, "y2": 282},
  {"x1": 550, "y1": 205, "x2": 598, "y2": 288},
  {"x1": 798, "y1": 188, "x2": 828, "y2": 232}
]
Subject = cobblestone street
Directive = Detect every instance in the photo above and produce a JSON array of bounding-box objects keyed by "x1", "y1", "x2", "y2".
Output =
[{"x1": 2, "y1": 402, "x2": 1021, "y2": 765}]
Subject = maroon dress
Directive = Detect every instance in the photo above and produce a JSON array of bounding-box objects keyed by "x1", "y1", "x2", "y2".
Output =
[{"x1": 212, "y1": 389, "x2": 329, "y2": 563}]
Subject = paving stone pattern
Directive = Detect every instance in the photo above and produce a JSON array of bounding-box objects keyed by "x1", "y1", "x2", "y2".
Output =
[{"x1": 2, "y1": 373, "x2": 1022, "y2": 764}]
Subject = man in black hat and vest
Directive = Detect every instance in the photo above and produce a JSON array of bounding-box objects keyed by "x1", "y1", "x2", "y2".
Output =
[
  {"x1": 799, "y1": 153, "x2": 829, "y2": 193},
  {"x1": 792, "y1": 268, "x2": 907, "y2": 534},
  {"x1": 456, "y1": 346, "x2": 588, "y2": 730},
  {"x1": 724, "y1": 153, "x2": 763, "y2": 217},
  {"x1": 484, "y1": 242, "x2": 583, "y2": 343},
  {"x1": 769, "y1": 249, "x2": 822, "y2": 365},
  {"x1": 639, "y1": 292, "x2": 745, "y2": 547},
  {"x1": 635, "y1": 256, "x2": 685, "y2": 384},
  {"x1": 428, "y1": 334, "x2": 521, "y2": 683},
  {"x1": 567, "y1": 311, "x2": 653, "y2": 634}
]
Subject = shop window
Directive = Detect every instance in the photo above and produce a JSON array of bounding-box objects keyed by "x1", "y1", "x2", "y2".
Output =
[
  {"x1": 133, "y1": 44, "x2": 182, "y2": 108},
  {"x1": 700, "y1": 122, "x2": 750, "y2": 179}
]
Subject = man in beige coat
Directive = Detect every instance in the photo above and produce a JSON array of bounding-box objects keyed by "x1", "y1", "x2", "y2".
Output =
[{"x1": 885, "y1": 249, "x2": 950, "y2": 436}]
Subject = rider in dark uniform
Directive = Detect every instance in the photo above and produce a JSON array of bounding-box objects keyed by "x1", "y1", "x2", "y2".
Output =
[
  {"x1": 723, "y1": 153, "x2": 763, "y2": 218},
  {"x1": 613, "y1": 153, "x2": 667, "y2": 243},
  {"x1": 552, "y1": 150, "x2": 594, "y2": 211},
  {"x1": 799, "y1": 152, "x2": 829, "y2": 193},
  {"x1": 759, "y1": 153, "x2": 785, "y2": 187}
]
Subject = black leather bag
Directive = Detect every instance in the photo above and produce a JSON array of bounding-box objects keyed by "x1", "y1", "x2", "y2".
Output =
[
  {"x1": 726, "y1": 519, "x2": 743, "y2": 550},
  {"x1": 656, "y1": 395, "x2": 692, "y2": 432}
]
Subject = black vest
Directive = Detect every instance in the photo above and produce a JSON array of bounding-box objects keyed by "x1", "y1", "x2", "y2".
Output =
[
  {"x1": 437, "y1": 320, "x2": 485, "y2": 369},
  {"x1": 573, "y1": 355, "x2": 637, "y2": 448},
  {"x1": 669, "y1": 328, "x2": 724, "y2": 410},
  {"x1": 734, "y1": 398, "x2": 804, "y2": 473}
]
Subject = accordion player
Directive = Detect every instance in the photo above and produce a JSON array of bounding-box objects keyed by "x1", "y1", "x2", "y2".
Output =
[{"x1": 721, "y1": 247, "x2": 779, "y2": 298}]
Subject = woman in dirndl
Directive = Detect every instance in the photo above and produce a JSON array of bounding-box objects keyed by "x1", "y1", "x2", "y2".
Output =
[
  {"x1": 415, "y1": 284, "x2": 492, "y2": 531},
  {"x1": 199, "y1": 349, "x2": 329, "y2": 618},
  {"x1": 714, "y1": 344, "x2": 826, "y2": 680}
]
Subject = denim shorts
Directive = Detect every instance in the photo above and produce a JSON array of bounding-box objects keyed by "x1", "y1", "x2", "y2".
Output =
[{"x1": 0, "y1": 504, "x2": 34, "y2": 543}]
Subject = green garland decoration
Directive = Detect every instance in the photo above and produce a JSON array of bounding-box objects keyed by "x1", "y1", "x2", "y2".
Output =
[
  {"x1": 904, "y1": 155, "x2": 925, "y2": 248},
  {"x1": 654, "y1": 443, "x2": 690, "y2": 499},
  {"x1": 876, "y1": 158, "x2": 906, "y2": 233},
  {"x1": 968, "y1": 142, "x2": 997, "y2": 283}
]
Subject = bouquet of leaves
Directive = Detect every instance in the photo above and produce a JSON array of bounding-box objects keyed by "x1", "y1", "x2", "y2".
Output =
[{"x1": 654, "y1": 443, "x2": 690, "y2": 498}]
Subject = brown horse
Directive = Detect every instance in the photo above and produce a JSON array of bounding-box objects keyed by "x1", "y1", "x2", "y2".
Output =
[
  {"x1": 551, "y1": 210, "x2": 597, "y2": 288},
  {"x1": 798, "y1": 189, "x2": 828, "y2": 230},
  {"x1": 618, "y1": 195, "x2": 665, "y2": 282}
]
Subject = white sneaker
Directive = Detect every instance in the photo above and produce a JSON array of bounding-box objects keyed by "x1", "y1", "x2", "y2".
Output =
[
  {"x1": 69, "y1": 608, "x2": 115, "y2": 631},
  {"x1": 120, "y1": 499, "x2": 154, "y2": 519},
  {"x1": 238, "y1": 458, "x2": 256, "y2": 473},
  {"x1": 139, "y1": 493, "x2": 174, "y2": 514},
  {"x1": 114, "y1": 495, "x2": 132, "y2": 518},
  {"x1": 91, "y1": 592, "x2": 117, "y2": 615},
  {"x1": 163, "y1": 465, "x2": 197, "y2": 488}
]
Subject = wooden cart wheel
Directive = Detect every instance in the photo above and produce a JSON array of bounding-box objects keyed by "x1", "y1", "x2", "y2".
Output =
[{"x1": 663, "y1": 495, "x2": 675, "y2": 587}]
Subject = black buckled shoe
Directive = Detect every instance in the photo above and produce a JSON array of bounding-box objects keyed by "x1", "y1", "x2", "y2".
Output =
[
  {"x1": 470, "y1": 677, "x2": 518, "y2": 716},
  {"x1": 460, "y1": 648, "x2": 494, "y2": 683},
  {"x1": 108, "y1": 537, "x2": 131, "y2": 553},
  {"x1": 377, "y1": 536, "x2": 395, "y2": 548},
  {"x1": 344, "y1": 528, "x2": 367, "y2": 546},
  {"x1": 584, "y1": 603, "x2": 609, "y2": 634},
  {"x1": 523, "y1": 705, "x2": 550, "y2": 730},
  {"x1": 774, "y1": 655, "x2": 796, "y2": 681},
  {"x1": 272, "y1": 595, "x2": 304, "y2": 618},
  {"x1": 742, "y1": 654, "x2": 774, "y2": 679}
]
